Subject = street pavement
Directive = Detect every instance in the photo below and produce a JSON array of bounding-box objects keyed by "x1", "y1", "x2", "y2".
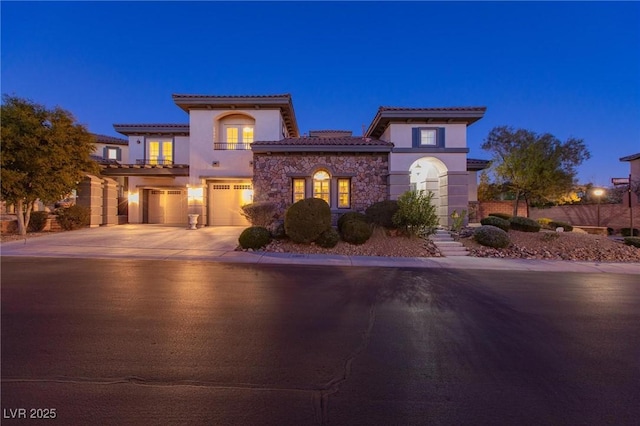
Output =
[{"x1": 1, "y1": 224, "x2": 639, "y2": 274}]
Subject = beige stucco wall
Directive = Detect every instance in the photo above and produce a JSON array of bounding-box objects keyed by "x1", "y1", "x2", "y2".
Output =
[{"x1": 383, "y1": 122, "x2": 467, "y2": 149}]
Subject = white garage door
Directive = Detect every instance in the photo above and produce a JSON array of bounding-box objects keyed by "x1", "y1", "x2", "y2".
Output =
[
  {"x1": 148, "y1": 189, "x2": 188, "y2": 225},
  {"x1": 208, "y1": 183, "x2": 251, "y2": 226}
]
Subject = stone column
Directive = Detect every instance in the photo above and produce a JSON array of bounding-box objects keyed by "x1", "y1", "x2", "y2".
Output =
[
  {"x1": 77, "y1": 175, "x2": 103, "y2": 228},
  {"x1": 102, "y1": 177, "x2": 118, "y2": 226},
  {"x1": 388, "y1": 171, "x2": 410, "y2": 200},
  {"x1": 442, "y1": 171, "x2": 469, "y2": 227}
]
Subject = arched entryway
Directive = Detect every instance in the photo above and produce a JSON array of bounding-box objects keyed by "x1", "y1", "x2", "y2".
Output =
[{"x1": 409, "y1": 157, "x2": 448, "y2": 225}]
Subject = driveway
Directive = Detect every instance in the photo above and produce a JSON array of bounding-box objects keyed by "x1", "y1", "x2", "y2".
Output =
[{"x1": 0, "y1": 225, "x2": 244, "y2": 261}]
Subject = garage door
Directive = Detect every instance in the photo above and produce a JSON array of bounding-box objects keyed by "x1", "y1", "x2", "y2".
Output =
[
  {"x1": 147, "y1": 189, "x2": 188, "y2": 225},
  {"x1": 208, "y1": 183, "x2": 252, "y2": 226}
]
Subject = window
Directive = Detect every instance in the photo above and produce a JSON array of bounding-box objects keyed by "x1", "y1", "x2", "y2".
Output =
[
  {"x1": 412, "y1": 127, "x2": 445, "y2": 148},
  {"x1": 420, "y1": 129, "x2": 436, "y2": 146},
  {"x1": 313, "y1": 171, "x2": 330, "y2": 204},
  {"x1": 337, "y1": 178, "x2": 350, "y2": 208},
  {"x1": 224, "y1": 125, "x2": 254, "y2": 149},
  {"x1": 147, "y1": 139, "x2": 173, "y2": 164},
  {"x1": 292, "y1": 179, "x2": 306, "y2": 203},
  {"x1": 103, "y1": 146, "x2": 121, "y2": 161}
]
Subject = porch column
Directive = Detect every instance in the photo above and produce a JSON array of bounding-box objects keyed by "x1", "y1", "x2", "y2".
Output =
[
  {"x1": 77, "y1": 174, "x2": 103, "y2": 228},
  {"x1": 101, "y1": 177, "x2": 118, "y2": 226},
  {"x1": 441, "y1": 171, "x2": 469, "y2": 226}
]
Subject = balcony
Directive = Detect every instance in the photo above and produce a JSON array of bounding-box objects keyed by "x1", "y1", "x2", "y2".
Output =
[
  {"x1": 100, "y1": 159, "x2": 189, "y2": 177},
  {"x1": 214, "y1": 142, "x2": 252, "y2": 151}
]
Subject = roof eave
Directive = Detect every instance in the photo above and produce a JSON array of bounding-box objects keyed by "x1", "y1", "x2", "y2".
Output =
[
  {"x1": 366, "y1": 108, "x2": 487, "y2": 139},
  {"x1": 113, "y1": 124, "x2": 190, "y2": 136},
  {"x1": 252, "y1": 145, "x2": 392, "y2": 153}
]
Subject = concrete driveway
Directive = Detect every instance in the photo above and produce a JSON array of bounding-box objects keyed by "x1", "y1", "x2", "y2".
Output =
[{"x1": 0, "y1": 225, "x2": 245, "y2": 261}]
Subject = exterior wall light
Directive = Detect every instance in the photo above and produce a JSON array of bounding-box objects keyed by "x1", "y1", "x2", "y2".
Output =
[{"x1": 127, "y1": 190, "x2": 139, "y2": 204}]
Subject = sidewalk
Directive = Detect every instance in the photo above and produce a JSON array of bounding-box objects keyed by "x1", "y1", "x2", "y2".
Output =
[{"x1": 1, "y1": 225, "x2": 639, "y2": 274}]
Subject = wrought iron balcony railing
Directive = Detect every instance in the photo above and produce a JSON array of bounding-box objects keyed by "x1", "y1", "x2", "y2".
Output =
[
  {"x1": 136, "y1": 159, "x2": 174, "y2": 165},
  {"x1": 214, "y1": 142, "x2": 252, "y2": 151}
]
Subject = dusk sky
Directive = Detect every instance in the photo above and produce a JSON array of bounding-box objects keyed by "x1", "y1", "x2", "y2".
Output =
[{"x1": 2, "y1": 1, "x2": 639, "y2": 186}]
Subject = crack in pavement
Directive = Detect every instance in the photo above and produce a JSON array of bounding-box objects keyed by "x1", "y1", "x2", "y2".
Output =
[
  {"x1": 4, "y1": 304, "x2": 379, "y2": 426},
  {"x1": 313, "y1": 303, "x2": 378, "y2": 426}
]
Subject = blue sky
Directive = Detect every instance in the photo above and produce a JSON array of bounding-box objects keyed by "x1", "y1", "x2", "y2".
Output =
[{"x1": 2, "y1": 1, "x2": 639, "y2": 186}]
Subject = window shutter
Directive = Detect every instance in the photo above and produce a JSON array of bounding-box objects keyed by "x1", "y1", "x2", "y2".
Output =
[
  {"x1": 438, "y1": 128, "x2": 446, "y2": 147},
  {"x1": 116, "y1": 147, "x2": 122, "y2": 161},
  {"x1": 102, "y1": 147, "x2": 108, "y2": 159},
  {"x1": 412, "y1": 128, "x2": 420, "y2": 147}
]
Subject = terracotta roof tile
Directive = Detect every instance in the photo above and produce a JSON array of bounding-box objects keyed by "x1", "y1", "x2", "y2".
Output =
[
  {"x1": 253, "y1": 136, "x2": 393, "y2": 147},
  {"x1": 93, "y1": 133, "x2": 128, "y2": 145},
  {"x1": 378, "y1": 106, "x2": 487, "y2": 112}
]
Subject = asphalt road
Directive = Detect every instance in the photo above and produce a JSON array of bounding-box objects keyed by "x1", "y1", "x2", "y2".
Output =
[{"x1": 2, "y1": 257, "x2": 639, "y2": 425}]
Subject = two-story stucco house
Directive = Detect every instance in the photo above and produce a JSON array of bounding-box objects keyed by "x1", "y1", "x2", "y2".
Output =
[{"x1": 104, "y1": 93, "x2": 487, "y2": 227}]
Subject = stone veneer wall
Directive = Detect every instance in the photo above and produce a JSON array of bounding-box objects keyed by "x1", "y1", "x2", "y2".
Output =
[{"x1": 253, "y1": 152, "x2": 389, "y2": 218}]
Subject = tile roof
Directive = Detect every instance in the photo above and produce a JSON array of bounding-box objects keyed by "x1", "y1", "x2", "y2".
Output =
[
  {"x1": 366, "y1": 106, "x2": 487, "y2": 139},
  {"x1": 93, "y1": 133, "x2": 128, "y2": 145},
  {"x1": 252, "y1": 136, "x2": 393, "y2": 153},
  {"x1": 113, "y1": 124, "x2": 190, "y2": 136},
  {"x1": 620, "y1": 153, "x2": 640, "y2": 162},
  {"x1": 253, "y1": 136, "x2": 393, "y2": 147},
  {"x1": 467, "y1": 158, "x2": 491, "y2": 171},
  {"x1": 171, "y1": 93, "x2": 299, "y2": 137}
]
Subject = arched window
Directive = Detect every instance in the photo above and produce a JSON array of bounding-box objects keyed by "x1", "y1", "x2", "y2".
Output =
[
  {"x1": 313, "y1": 170, "x2": 330, "y2": 204},
  {"x1": 215, "y1": 114, "x2": 255, "y2": 150}
]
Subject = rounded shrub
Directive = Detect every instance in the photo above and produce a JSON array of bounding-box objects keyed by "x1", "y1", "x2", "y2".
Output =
[
  {"x1": 480, "y1": 216, "x2": 510, "y2": 232},
  {"x1": 621, "y1": 228, "x2": 640, "y2": 237},
  {"x1": 489, "y1": 212, "x2": 512, "y2": 220},
  {"x1": 284, "y1": 198, "x2": 331, "y2": 243},
  {"x1": 28, "y1": 211, "x2": 50, "y2": 232},
  {"x1": 473, "y1": 225, "x2": 510, "y2": 248},
  {"x1": 365, "y1": 200, "x2": 399, "y2": 229},
  {"x1": 337, "y1": 212, "x2": 367, "y2": 232},
  {"x1": 509, "y1": 216, "x2": 541, "y2": 233},
  {"x1": 341, "y1": 219, "x2": 373, "y2": 245},
  {"x1": 238, "y1": 226, "x2": 271, "y2": 250},
  {"x1": 56, "y1": 205, "x2": 90, "y2": 230},
  {"x1": 549, "y1": 220, "x2": 573, "y2": 232},
  {"x1": 315, "y1": 227, "x2": 341, "y2": 248},
  {"x1": 623, "y1": 237, "x2": 640, "y2": 248}
]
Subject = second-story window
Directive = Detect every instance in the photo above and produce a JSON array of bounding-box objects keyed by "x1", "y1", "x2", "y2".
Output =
[
  {"x1": 216, "y1": 113, "x2": 256, "y2": 151},
  {"x1": 147, "y1": 139, "x2": 173, "y2": 164}
]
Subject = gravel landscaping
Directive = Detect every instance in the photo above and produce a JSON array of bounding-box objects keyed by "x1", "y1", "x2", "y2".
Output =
[{"x1": 260, "y1": 227, "x2": 640, "y2": 263}]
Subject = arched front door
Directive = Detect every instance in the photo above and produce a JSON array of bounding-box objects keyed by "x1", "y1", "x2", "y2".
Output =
[{"x1": 409, "y1": 157, "x2": 448, "y2": 225}]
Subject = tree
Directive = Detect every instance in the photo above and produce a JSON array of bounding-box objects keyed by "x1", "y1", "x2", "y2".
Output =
[
  {"x1": 482, "y1": 126, "x2": 590, "y2": 216},
  {"x1": 1, "y1": 95, "x2": 99, "y2": 235}
]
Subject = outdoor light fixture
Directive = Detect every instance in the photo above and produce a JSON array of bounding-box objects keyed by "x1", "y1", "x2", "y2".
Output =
[
  {"x1": 187, "y1": 186, "x2": 204, "y2": 202},
  {"x1": 593, "y1": 188, "x2": 605, "y2": 227},
  {"x1": 127, "y1": 191, "x2": 139, "y2": 204},
  {"x1": 242, "y1": 189, "x2": 254, "y2": 204}
]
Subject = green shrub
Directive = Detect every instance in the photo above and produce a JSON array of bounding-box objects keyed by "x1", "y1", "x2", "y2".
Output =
[
  {"x1": 450, "y1": 209, "x2": 467, "y2": 233},
  {"x1": 240, "y1": 202, "x2": 278, "y2": 227},
  {"x1": 284, "y1": 198, "x2": 331, "y2": 243},
  {"x1": 489, "y1": 212, "x2": 512, "y2": 220},
  {"x1": 268, "y1": 219, "x2": 286, "y2": 239},
  {"x1": 473, "y1": 225, "x2": 511, "y2": 248},
  {"x1": 509, "y1": 216, "x2": 541, "y2": 232},
  {"x1": 337, "y1": 212, "x2": 367, "y2": 232},
  {"x1": 537, "y1": 218, "x2": 553, "y2": 228},
  {"x1": 480, "y1": 216, "x2": 510, "y2": 232},
  {"x1": 607, "y1": 227, "x2": 615, "y2": 236},
  {"x1": 365, "y1": 200, "x2": 399, "y2": 229},
  {"x1": 624, "y1": 237, "x2": 640, "y2": 248},
  {"x1": 549, "y1": 220, "x2": 573, "y2": 232},
  {"x1": 341, "y1": 219, "x2": 372, "y2": 245},
  {"x1": 238, "y1": 226, "x2": 271, "y2": 250},
  {"x1": 392, "y1": 190, "x2": 439, "y2": 237},
  {"x1": 315, "y1": 227, "x2": 341, "y2": 248},
  {"x1": 28, "y1": 211, "x2": 49, "y2": 232},
  {"x1": 540, "y1": 232, "x2": 560, "y2": 242},
  {"x1": 56, "y1": 205, "x2": 90, "y2": 230},
  {"x1": 621, "y1": 228, "x2": 639, "y2": 237}
]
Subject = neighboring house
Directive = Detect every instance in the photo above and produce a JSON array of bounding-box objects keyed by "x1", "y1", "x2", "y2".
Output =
[
  {"x1": 104, "y1": 93, "x2": 488, "y2": 227},
  {"x1": 92, "y1": 133, "x2": 129, "y2": 165},
  {"x1": 620, "y1": 152, "x2": 640, "y2": 206}
]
